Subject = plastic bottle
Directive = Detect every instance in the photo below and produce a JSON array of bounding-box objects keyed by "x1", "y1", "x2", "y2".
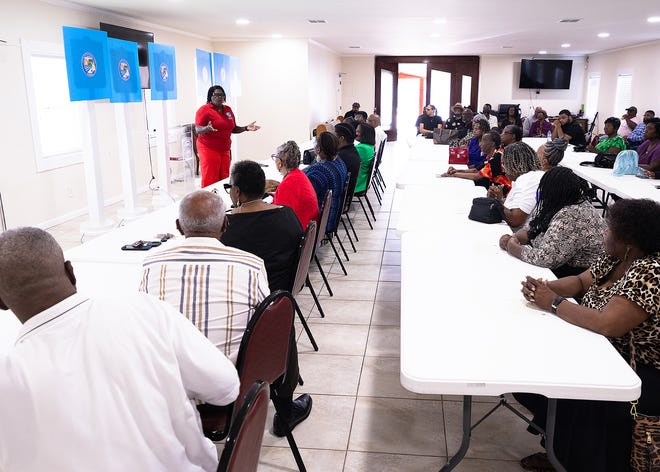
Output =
[{"x1": 547, "y1": 130, "x2": 552, "y2": 142}]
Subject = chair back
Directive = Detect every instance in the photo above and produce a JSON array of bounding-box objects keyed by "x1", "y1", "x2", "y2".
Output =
[
  {"x1": 340, "y1": 171, "x2": 352, "y2": 215},
  {"x1": 357, "y1": 155, "x2": 376, "y2": 195},
  {"x1": 234, "y1": 291, "x2": 295, "y2": 408},
  {"x1": 290, "y1": 221, "x2": 317, "y2": 295},
  {"x1": 217, "y1": 381, "x2": 270, "y2": 472},
  {"x1": 374, "y1": 138, "x2": 387, "y2": 173},
  {"x1": 314, "y1": 190, "x2": 332, "y2": 252}
]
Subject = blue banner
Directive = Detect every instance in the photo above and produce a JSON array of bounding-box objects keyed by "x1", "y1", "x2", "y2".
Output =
[
  {"x1": 149, "y1": 43, "x2": 177, "y2": 100},
  {"x1": 62, "y1": 26, "x2": 111, "y2": 101},
  {"x1": 228, "y1": 55, "x2": 242, "y2": 97},
  {"x1": 107, "y1": 37, "x2": 141, "y2": 103},
  {"x1": 212, "y1": 53, "x2": 231, "y2": 96},
  {"x1": 196, "y1": 49, "x2": 212, "y2": 99}
]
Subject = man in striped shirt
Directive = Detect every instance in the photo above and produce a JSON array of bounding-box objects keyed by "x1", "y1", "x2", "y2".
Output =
[{"x1": 140, "y1": 190, "x2": 312, "y2": 436}]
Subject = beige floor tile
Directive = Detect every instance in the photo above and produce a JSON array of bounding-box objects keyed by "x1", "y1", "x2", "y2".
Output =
[
  {"x1": 371, "y1": 301, "x2": 400, "y2": 326},
  {"x1": 262, "y1": 395, "x2": 356, "y2": 450},
  {"x1": 382, "y1": 251, "x2": 401, "y2": 265},
  {"x1": 297, "y1": 323, "x2": 370, "y2": 356},
  {"x1": 443, "y1": 400, "x2": 541, "y2": 462},
  {"x1": 314, "y1": 279, "x2": 379, "y2": 301},
  {"x1": 386, "y1": 229, "x2": 401, "y2": 240},
  {"x1": 344, "y1": 451, "x2": 444, "y2": 472},
  {"x1": 296, "y1": 353, "x2": 363, "y2": 396},
  {"x1": 378, "y1": 265, "x2": 400, "y2": 282},
  {"x1": 258, "y1": 447, "x2": 346, "y2": 472},
  {"x1": 348, "y1": 397, "x2": 446, "y2": 456},
  {"x1": 365, "y1": 325, "x2": 400, "y2": 357},
  {"x1": 328, "y1": 263, "x2": 380, "y2": 282},
  {"x1": 358, "y1": 356, "x2": 439, "y2": 400},
  {"x1": 384, "y1": 239, "x2": 401, "y2": 252},
  {"x1": 375, "y1": 281, "x2": 400, "y2": 302},
  {"x1": 451, "y1": 457, "x2": 528, "y2": 471},
  {"x1": 353, "y1": 238, "x2": 386, "y2": 251},
  {"x1": 306, "y1": 299, "x2": 373, "y2": 325},
  {"x1": 338, "y1": 249, "x2": 383, "y2": 267}
]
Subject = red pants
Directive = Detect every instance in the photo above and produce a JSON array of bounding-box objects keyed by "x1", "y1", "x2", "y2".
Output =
[{"x1": 197, "y1": 141, "x2": 231, "y2": 187}]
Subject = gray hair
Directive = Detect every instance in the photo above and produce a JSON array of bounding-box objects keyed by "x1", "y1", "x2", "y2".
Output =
[
  {"x1": 543, "y1": 138, "x2": 568, "y2": 166},
  {"x1": 0, "y1": 227, "x2": 65, "y2": 301},
  {"x1": 277, "y1": 140, "x2": 301, "y2": 170},
  {"x1": 178, "y1": 190, "x2": 227, "y2": 235},
  {"x1": 502, "y1": 141, "x2": 541, "y2": 177}
]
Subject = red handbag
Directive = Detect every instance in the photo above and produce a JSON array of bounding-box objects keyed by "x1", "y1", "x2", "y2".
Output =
[{"x1": 448, "y1": 147, "x2": 468, "y2": 164}]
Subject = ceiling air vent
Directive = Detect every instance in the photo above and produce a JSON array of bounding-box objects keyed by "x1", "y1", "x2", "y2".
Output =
[
  {"x1": 559, "y1": 18, "x2": 581, "y2": 23},
  {"x1": 308, "y1": 19, "x2": 327, "y2": 24}
]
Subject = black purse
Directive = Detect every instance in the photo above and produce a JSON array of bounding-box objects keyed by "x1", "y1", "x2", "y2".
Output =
[
  {"x1": 594, "y1": 152, "x2": 617, "y2": 168},
  {"x1": 302, "y1": 148, "x2": 316, "y2": 165},
  {"x1": 468, "y1": 197, "x2": 505, "y2": 224}
]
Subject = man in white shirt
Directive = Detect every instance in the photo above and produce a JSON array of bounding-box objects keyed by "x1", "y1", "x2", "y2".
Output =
[
  {"x1": 0, "y1": 227, "x2": 239, "y2": 472},
  {"x1": 618, "y1": 106, "x2": 643, "y2": 138},
  {"x1": 140, "y1": 190, "x2": 312, "y2": 438},
  {"x1": 482, "y1": 103, "x2": 499, "y2": 129},
  {"x1": 367, "y1": 113, "x2": 387, "y2": 152}
]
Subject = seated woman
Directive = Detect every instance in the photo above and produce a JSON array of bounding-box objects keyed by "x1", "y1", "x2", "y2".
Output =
[
  {"x1": 466, "y1": 118, "x2": 489, "y2": 168},
  {"x1": 442, "y1": 130, "x2": 512, "y2": 194},
  {"x1": 303, "y1": 131, "x2": 348, "y2": 233},
  {"x1": 499, "y1": 167, "x2": 606, "y2": 278},
  {"x1": 517, "y1": 198, "x2": 660, "y2": 472},
  {"x1": 354, "y1": 123, "x2": 376, "y2": 193},
  {"x1": 498, "y1": 105, "x2": 522, "y2": 130},
  {"x1": 269, "y1": 140, "x2": 320, "y2": 229},
  {"x1": 221, "y1": 160, "x2": 303, "y2": 292},
  {"x1": 636, "y1": 118, "x2": 660, "y2": 176},
  {"x1": 528, "y1": 109, "x2": 552, "y2": 138},
  {"x1": 587, "y1": 117, "x2": 627, "y2": 154},
  {"x1": 536, "y1": 137, "x2": 568, "y2": 171},
  {"x1": 487, "y1": 141, "x2": 544, "y2": 230}
]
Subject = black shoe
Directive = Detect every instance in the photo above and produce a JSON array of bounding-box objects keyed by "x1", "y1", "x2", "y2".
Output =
[{"x1": 272, "y1": 394, "x2": 312, "y2": 437}]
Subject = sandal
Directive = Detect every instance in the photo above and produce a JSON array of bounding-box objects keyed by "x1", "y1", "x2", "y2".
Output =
[{"x1": 520, "y1": 452, "x2": 556, "y2": 471}]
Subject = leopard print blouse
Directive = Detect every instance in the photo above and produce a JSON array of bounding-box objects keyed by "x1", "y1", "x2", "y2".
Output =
[{"x1": 581, "y1": 254, "x2": 660, "y2": 369}]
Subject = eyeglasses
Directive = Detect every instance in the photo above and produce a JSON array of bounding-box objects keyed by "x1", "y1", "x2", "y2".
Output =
[
  {"x1": 271, "y1": 152, "x2": 282, "y2": 161},
  {"x1": 223, "y1": 183, "x2": 233, "y2": 193},
  {"x1": 212, "y1": 93, "x2": 225, "y2": 97}
]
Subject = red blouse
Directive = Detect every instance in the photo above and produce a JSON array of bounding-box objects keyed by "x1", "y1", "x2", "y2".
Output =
[
  {"x1": 194, "y1": 103, "x2": 236, "y2": 151},
  {"x1": 273, "y1": 168, "x2": 320, "y2": 229}
]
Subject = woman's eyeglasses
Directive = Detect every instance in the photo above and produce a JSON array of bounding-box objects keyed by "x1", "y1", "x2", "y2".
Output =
[{"x1": 223, "y1": 183, "x2": 233, "y2": 193}]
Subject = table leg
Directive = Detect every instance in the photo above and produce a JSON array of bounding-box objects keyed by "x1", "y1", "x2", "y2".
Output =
[
  {"x1": 544, "y1": 398, "x2": 567, "y2": 472},
  {"x1": 439, "y1": 395, "x2": 472, "y2": 471}
]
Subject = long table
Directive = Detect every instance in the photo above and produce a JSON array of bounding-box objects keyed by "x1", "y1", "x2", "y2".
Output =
[{"x1": 397, "y1": 155, "x2": 641, "y2": 471}]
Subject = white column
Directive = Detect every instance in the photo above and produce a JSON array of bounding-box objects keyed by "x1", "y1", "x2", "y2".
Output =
[{"x1": 114, "y1": 102, "x2": 147, "y2": 220}]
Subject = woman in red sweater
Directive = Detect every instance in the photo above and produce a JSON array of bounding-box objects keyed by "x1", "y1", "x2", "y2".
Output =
[{"x1": 271, "y1": 141, "x2": 320, "y2": 228}]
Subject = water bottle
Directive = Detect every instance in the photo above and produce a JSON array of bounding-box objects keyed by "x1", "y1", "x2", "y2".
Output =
[{"x1": 546, "y1": 130, "x2": 552, "y2": 142}]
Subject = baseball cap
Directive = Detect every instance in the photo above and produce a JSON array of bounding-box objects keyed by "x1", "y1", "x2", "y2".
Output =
[{"x1": 626, "y1": 106, "x2": 637, "y2": 112}]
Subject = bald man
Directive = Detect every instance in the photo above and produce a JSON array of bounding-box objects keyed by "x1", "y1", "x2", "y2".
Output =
[
  {"x1": 0, "y1": 227, "x2": 239, "y2": 471},
  {"x1": 367, "y1": 113, "x2": 387, "y2": 153},
  {"x1": 139, "y1": 190, "x2": 312, "y2": 438}
]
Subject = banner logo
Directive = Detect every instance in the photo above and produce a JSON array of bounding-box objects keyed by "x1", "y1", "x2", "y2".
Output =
[
  {"x1": 118, "y1": 59, "x2": 130, "y2": 81},
  {"x1": 160, "y1": 63, "x2": 169, "y2": 81},
  {"x1": 81, "y1": 52, "x2": 97, "y2": 77}
]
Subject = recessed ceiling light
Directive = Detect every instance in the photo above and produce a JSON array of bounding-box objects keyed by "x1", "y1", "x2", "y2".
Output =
[
  {"x1": 539, "y1": 50, "x2": 547, "y2": 54},
  {"x1": 235, "y1": 18, "x2": 250, "y2": 25},
  {"x1": 561, "y1": 43, "x2": 571, "y2": 48},
  {"x1": 502, "y1": 45, "x2": 513, "y2": 49},
  {"x1": 271, "y1": 34, "x2": 282, "y2": 39},
  {"x1": 559, "y1": 18, "x2": 581, "y2": 23},
  {"x1": 597, "y1": 32, "x2": 610, "y2": 38},
  {"x1": 433, "y1": 18, "x2": 447, "y2": 24},
  {"x1": 348, "y1": 46, "x2": 360, "y2": 49},
  {"x1": 307, "y1": 19, "x2": 327, "y2": 24},
  {"x1": 648, "y1": 16, "x2": 660, "y2": 23}
]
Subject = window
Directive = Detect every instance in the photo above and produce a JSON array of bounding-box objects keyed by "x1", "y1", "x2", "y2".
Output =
[
  {"x1": 461, "y1": 75, "x2": 472, "y2": 107},
  {"x1": 614, "y1": 74, "x2": 633, "y2": 117},
  {"x1": 584, "y1": 75, "x2": 600, "y2": 121},
  {"x1": 22, "y1": 40, "x2": 84, "y2": 172}
]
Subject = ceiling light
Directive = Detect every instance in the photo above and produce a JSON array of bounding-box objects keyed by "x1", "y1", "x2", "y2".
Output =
[
  {"x1": 648, "y1": 16, "x2": 660, "y2": 23},
  {"x1": 559, "y1": 18, "x2": 581, "y2": 23},
  {"x1": 271, "y1": 34, "x2": 282, "y2": 39},
  {"x1": 235, "y1": 18, "x2": 250, "y2": 25},
  {"x1": 502, "y1": 45, "x2": 513, "y2": 49},
  {"x1": 561, "y1": 43, "x2": 571, "y2": 48},
  {"x1": 307, "y1": 19, "x2": 327, "y2": 24},
  {"x1": 597, "y1": 32, "x2": 610, "y2": 38},
  {"x1": 433, "y1": 18, "x2": 447, "y2": 24},
  {"x1": 348, "y1": 46, "x2": 360, "y2": 49},
  {"x1": 539, "y1": 50, "x2": 547, "y2": 54}
]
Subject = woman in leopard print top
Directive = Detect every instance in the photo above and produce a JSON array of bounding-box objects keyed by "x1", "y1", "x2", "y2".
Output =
[{"x1": 516, "y1": 198, "x2": 660, "y2": 472}]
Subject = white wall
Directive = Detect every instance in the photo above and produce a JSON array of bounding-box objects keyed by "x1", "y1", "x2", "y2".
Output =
[
  {"x1": 340, "y1": 56, "x2": 375, "y2": 116},
  {"x1": 586, "y1": 40, "x2": 660, "y2": 120},
  {"x1": 211, "y1": 39, "x2": 314, "y2": 159},
  {"x1": 308, "y1": 41, "x2": 342, "y2": 134},
  {"x1": 478, "y1": 55, "x2": 586, "y2": 118},
  {"x1": 0, "y1": 0, "x2": 214, "y2": 228}
]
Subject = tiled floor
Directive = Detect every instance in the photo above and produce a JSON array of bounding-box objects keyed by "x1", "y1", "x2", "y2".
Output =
[{"x1": 46, "y1": 142, "x2": 541, "y2": 471}]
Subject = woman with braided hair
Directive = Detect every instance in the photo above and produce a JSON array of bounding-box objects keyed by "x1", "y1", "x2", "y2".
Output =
[
  {"x1": 499, "y1": 167, "x2": 606, "y2": 278},
  {"x1": 536, "y1": 137, "x2": 569, "y2": 171}
]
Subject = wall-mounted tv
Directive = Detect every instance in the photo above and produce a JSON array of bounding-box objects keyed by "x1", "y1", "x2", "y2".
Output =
[
  {"x1": 100, "y1": 22, "x2": 154, "y2": 89},
  {"x1": 519, "y1": 59, "x2": 573, "y2": 90}
]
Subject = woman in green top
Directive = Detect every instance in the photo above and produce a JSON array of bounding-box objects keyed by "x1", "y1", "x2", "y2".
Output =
[
  {"x1": 354, "y1": 123, "x2": 376, "y2": 193},
  {"x1": 587, "y1": 117, "x2": 626, "y2": 154}
]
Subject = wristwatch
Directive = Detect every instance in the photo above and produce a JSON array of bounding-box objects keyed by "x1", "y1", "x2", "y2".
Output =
[{"x1": 551, "y1": 296, "x2": 566, "y2": 315}]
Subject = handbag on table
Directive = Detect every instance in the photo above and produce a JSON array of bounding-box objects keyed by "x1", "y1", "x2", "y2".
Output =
[
  {"x1": 467, "y1": 197, "x2": 505, "y2": 224},
  {"x1": 433, "y1": 128, "x2": 455, "y2": 144},
  {"x1": 629, "y1": 333, "x2": 660, "y2": 472},
  {"x1": 594, "y1": 152, "x2": 617, "y2": 168},
  {"x1": 448, "y1": 147, "x2": 468, "y2": 165}
]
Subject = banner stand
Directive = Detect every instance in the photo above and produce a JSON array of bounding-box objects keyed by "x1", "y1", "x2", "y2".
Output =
[
  {"x1": 114, "y1": 103, "x2": 147, "y2": 220},
  {"x1": 151, "y1": 101, "x2": 175, "y2": 207},
  {"x1": 80, "y1": 101, "x2": 114, "y2": 235}
]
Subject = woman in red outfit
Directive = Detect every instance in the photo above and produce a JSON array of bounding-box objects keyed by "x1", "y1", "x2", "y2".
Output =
[
  {"x1": 270, "y1": 140, "x2": 320, "y2": 228},
  {"x1": 194, "y1": 85, "x2": 260, "y2": 187}
]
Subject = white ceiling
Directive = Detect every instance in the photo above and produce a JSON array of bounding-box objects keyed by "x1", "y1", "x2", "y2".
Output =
[{"x1": 66, "y1": 0, "x2": 660, "y2": 57}]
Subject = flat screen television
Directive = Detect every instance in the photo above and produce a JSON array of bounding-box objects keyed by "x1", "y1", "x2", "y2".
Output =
[
  {"x1": 519, "y1": 59, "x2": 573, "y2": 90},
  {"x1": 100, "y1": 22, "x2": 154, "y2": 89}
]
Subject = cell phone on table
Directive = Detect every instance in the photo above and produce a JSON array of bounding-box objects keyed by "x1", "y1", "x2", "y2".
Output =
[
  {"x1": 121, "y1": 240, "x2": 153, "y2": 251},
  {"x1": 155, "y1": 233, "x2": 174, "y2": 241}
]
